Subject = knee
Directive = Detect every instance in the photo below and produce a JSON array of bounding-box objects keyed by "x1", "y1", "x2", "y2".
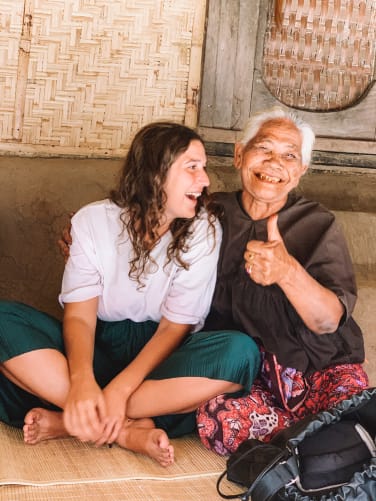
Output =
[
  {"x1": 0, "y1": 300, "x2": 28, "y2": 319},
  {"x1": 0, "y1": 300, "x2": 16, "y2": 315},
  {"x1": 222, "y1": 331, "x2": 260, "y2": 366}
]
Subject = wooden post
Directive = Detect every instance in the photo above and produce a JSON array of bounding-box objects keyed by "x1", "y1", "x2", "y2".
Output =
[
  {"x1": 184, "y1": 0, "x2": 207, "y2": 128},
  {"x1": 13, "y1": 0, "x2": 33, "y2": 140}
]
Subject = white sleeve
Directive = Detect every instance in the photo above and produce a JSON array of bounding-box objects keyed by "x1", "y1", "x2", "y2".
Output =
[
  {"x1": 161, "y1": 214, "x2": 222, "y2": 332},
  {"x1": 59, "y1": 207, "x2": 103, "y2": 305}
]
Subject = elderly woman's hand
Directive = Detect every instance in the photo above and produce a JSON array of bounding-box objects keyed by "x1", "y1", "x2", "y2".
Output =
[
  {"x1": 244, "y1": 214, "x2": 295, "y2": 286},
  {"x1": 244, "y1": 214, "x2": 344, "y2": 333},
  {"x1": 57, "y1": 212, "x2": 74, "y2": 263}
]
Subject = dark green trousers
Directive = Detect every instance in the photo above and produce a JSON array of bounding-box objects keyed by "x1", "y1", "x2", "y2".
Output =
[{"x1": 0, "y1": 300, "x2": 260, "y2": 437}]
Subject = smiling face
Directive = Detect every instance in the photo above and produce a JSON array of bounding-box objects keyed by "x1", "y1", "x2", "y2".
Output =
[
  {"x1": 162, "y1": 139, "x2": 209, "y2": 226},
  {"x1": 235, "y1": 118, "x2": 308, "y2": 218}
]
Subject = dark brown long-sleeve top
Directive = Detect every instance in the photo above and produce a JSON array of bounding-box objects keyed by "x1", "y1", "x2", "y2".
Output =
[{"x1": 204, "y1": 191, "x2": 365, "y2": 375}]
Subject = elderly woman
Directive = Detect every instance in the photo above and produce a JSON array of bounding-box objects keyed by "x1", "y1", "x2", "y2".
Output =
[{"x1": 197, "y1": 107, "x2": 368, "y2": 455}]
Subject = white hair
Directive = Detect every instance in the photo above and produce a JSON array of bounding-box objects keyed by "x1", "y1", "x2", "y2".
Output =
[{"x1": 239, "y1": 107, "x2": 315, "y2": 166}]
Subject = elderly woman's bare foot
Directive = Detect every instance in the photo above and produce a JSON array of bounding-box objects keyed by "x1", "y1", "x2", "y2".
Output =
[
  {"x1": 23, "y1": 408, "x2": 68, "y2": 444},
  {"x1": 116, "y1": 419, "x2": 174, "y2": 467}
]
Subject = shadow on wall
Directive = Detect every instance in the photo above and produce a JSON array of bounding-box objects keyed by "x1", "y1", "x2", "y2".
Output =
[{"x1": 0, "y1": 157, "x2": 122, "y2": 319}]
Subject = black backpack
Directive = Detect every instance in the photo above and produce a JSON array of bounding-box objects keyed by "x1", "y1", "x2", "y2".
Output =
[{"x1": 217, "y1": 387, "x2": 376, "y2": 500}]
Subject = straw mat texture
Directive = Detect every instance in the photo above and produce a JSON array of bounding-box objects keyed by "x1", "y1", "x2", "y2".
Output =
[
  {"x1": 0, "y1": 422, "x2": 241, "y2": 500},
  {"x1": 0, "y1": 477, "x2": 241, "y2": 501}
]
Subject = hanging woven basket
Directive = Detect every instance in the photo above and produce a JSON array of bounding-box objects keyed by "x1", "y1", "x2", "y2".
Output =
[{"x1": 262, "y1": 0, "x2": 376, "y2": 111}]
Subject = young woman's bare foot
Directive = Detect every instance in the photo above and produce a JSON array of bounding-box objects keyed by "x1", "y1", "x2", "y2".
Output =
[
  {"x1": 116, "y1": 419, "x2": 174, "y2": 467},
  {"x1": 23, "y1": 408, "x2": 68, "y2": 444}
]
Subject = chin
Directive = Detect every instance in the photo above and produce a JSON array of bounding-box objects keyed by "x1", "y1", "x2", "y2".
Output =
[
  {"x1": 183, "y1": 211, "x2": 196, "y2": 219},
  {"x1": 173, "y1": 210, "x2": 194, "y2": 220}
]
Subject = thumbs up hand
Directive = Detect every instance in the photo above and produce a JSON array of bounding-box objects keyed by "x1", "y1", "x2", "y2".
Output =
[
  {"x1": 244, "y1": 214, "x2": 294, "y2": 286},
  {"x1": 266, "y1": 213, "x2": 282, "y2": 242}
]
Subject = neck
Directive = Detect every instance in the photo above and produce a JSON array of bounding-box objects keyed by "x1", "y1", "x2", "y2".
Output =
[
  {"x1": 156, "y1": 217, "x2": 171, "y2": 237},
  {"x1": 241, "y1": 192, "x2": 287, "y2": 220}
]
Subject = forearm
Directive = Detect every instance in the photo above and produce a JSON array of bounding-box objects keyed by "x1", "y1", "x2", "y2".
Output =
[
  {"x1": 62, "y1": 298, "x2": 109, "y2": 443},
  {"x1": 107, "y1": 318, "x2": 190, "y2": 397},
  {"x1": 63, "y1": 299, "x2": 98, "y2": 383},
  {"x1": 278, "y1": 258, "x2": 344, "y2": 334}
]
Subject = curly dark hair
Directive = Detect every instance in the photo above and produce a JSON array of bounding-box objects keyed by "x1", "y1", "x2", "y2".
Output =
[{"x1": 110, "y1": 121, "x2": 222, "y2": 286}]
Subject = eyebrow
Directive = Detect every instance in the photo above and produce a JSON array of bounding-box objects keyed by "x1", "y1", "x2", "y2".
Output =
[
  {"x1": 254, "y1": 138, "x2": 272, "y2": 144},
  {"x1": 183, "y1": 156, "x2": 206, "y2": 163},
  {"x1": 259, "y1": 139, "x2": 299, "y2": 149}
]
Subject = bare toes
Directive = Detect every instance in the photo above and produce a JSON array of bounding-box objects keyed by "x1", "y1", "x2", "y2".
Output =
[{"x1": 23, "y1": 408, "x2": 66, "y2": 444}]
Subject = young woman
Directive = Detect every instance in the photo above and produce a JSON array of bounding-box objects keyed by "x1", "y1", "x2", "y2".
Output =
[{"x1": 0, "y1": 122, "x2": 260, "y2": 465}]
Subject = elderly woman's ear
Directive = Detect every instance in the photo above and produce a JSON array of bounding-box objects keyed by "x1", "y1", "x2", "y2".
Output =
[
  {"x1": 300, "y1": 163, "x2": 309, "y2": 176},
  {"x1": 234, "y1": 143, "x2": 244, "y2": 169}
]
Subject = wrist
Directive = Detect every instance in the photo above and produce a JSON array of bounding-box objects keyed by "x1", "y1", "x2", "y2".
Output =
[
  {"x1": 70, "y1": 366, "x2": 95, "y2": 384},
  {"x1": 107, "y1": 376, "x2": 135, "y2": 399},
  {"x1": 278, "y1": 255, "x2": 298, "y2": 287}
]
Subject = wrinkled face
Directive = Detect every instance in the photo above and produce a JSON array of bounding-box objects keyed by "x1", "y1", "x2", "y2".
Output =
[
  {"x1": 235, "y1": 118, "x2": 308, "y2": 207},
  {"x1": 163, "y1": 139, "x2": 209, "y2": 224}
]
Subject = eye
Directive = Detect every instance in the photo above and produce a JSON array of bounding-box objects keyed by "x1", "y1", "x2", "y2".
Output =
[
  {"x1": 284, "y1": 153, "x2": 298, "y2": 160},
  {"x1": 251, "y1": 144, "x2": 270, "y2": 154},
  {"x1": 256, "y1": 145, "x2": 269, "y2": 152}
]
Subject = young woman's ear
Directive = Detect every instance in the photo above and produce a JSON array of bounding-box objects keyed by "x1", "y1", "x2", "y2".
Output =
[{"x1": 234, "y1": 143, "x2": 243, "y2": 170}]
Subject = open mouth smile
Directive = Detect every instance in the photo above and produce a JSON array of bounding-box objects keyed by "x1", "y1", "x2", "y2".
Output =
[
  {"x1": 185, "y1": 192, "x2": 201, "y2": 200},
  {"x1": 256, "y1": 173, "x2": 281, "y2": 184}
]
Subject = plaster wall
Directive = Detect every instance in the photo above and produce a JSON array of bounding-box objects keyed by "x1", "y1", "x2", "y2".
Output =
[
  {"x1": 0, "y1": 156, "x2": 120, "y2": 319},
  {"x1": 1, "y1": 155, "x2": 375, "y2": 319}
]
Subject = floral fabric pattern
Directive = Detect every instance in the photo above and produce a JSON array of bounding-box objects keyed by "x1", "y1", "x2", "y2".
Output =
[{"x1": 197, "y1": 359, "x2": 369, "y2": 456}]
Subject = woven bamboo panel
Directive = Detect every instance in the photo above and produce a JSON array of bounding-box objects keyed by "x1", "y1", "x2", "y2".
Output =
[
  {"x1": 0, "y1": 0, "x2": 204, "y2": 155},
  {"x1": 0, "y1": 1, "x2": 24, "y2": 140},
  {"x1": 262, "y1": 0, "x2": 376, "y2": 111}
]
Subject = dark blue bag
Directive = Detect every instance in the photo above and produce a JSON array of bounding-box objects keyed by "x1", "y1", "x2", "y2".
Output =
[{"x1": 217, "y1": 387, "x2": 376, "y2": 500}]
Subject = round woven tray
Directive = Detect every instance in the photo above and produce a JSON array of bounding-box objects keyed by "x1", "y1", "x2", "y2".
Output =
[{"x1": 263, "y1": 0, "x2": 376, "y2": 111}]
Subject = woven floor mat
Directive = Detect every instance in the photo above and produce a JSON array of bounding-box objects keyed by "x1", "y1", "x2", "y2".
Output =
[
  {"x1": 0, "y1": 422, "x2": 242, "y2": 500},
  {"x1": 0, "y1": 477, "x2": 242, "y2": 501}
]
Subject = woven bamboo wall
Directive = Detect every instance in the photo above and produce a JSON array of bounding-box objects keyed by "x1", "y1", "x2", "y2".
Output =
[
  {"x1": 0, "y1": 0, "x2": 206, "y2": 157},
  {"x1": 0, "y1": 1, "x2": 23, "y2": 142}
]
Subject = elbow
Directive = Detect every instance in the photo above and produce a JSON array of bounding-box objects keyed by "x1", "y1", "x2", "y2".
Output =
[
  {"x1": 311, "y1": 312, "x2": 343, "y2": 335},
  {"x1": 313, "y1": 320, "x2": 340, "y2": 335},
  {"x1": 310, "y1": 300, "x2": 345, "y2": 335}
]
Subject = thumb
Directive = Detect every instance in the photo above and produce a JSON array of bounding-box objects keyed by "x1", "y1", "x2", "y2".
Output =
[{"x1": 267, "y1": 214, "x2": 282, "y2": 242}]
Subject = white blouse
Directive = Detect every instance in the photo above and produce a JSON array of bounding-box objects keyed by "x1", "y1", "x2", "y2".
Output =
[{"x1": 59, "y1": 199, "x2": 222, "y2": 332}]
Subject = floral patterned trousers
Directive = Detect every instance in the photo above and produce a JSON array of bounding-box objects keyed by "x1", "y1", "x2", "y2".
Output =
[{"x1": 197, "y1": 356, "x2": 369, "y2": 456}]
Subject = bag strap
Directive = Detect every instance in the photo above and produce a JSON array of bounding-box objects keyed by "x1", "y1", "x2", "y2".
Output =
[
  {"x1": 216, "y1": 442, "x2": 268, "y2": 500},
  {"x1": 216, "y1": 469, "x2": 247, "y2": 500},
  {"x1": 249, "y1": 455, "x2": 297, "y2": 501},
  {"x1": 217, "y1": 444, "x2": 292, "y2": 500}
]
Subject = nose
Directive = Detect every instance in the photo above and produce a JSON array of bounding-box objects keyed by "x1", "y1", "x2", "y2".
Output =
[
  {"x1": 197, "y1": 168, "x2": 210, "y2": 187},
  {"x1": 266, "y1": 151, "x2": 282, "y2": 169}
]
